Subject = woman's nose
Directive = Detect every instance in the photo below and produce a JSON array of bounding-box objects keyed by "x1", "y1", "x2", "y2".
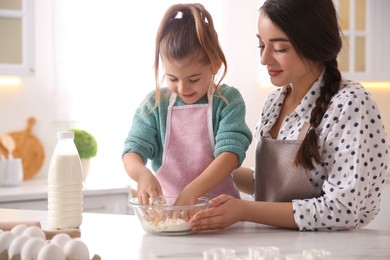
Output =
[{"x1": 260, "y1": 48, "x2": 273, "y2": 66}]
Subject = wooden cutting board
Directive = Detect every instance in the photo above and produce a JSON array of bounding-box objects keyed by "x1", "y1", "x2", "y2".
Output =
[{"x1": 0, "y1": 117, "x2": 45, "y2": 180}]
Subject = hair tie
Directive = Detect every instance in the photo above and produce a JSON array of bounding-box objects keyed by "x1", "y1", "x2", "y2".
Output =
[{"x1": 174, "y1": 11, "x2": 183, "y2": 19}]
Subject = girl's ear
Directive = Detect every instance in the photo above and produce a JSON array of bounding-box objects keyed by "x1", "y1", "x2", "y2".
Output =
[{"x1": 212, "y1": 59, "x2": 222, "y2": 75}]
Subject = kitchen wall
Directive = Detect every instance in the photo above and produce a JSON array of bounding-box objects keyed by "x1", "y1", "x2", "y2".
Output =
[
  {"x1": 0, "y1": 0, "x2": 57, "y2": 177},
  {"x1": 0, "y1": 0, "x2": 389, "y2": 182}
]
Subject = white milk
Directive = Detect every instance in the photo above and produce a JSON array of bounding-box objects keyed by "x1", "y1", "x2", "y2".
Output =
[{"x1": 47, "y1": 131, "x2": 83, "y2": 229}]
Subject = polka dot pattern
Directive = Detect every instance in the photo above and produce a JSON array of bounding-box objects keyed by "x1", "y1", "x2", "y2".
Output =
[{"x1": 256, "y1": 76, "x2": 389, "y2": 231}]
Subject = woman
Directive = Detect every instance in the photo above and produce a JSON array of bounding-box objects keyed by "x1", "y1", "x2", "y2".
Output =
[{"x1": 190, "y1": 0, "x2": 389, "y2": 231}]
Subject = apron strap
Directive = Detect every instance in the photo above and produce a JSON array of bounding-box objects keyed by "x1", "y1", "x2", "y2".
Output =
[
  {"x1": 168, "y1": 92, "x2": 177, "y2": 107},
  {"x1": 297, "y1": 121, "x2": 311, "y2": 141}
]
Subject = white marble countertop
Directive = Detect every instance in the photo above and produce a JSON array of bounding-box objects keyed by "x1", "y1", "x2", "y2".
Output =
[
  {"x1": 0, "y1": 177, "x2": 130, "y2": 202},
  {"x1": 1, "y1": 208, "x2": 389, "y2": 259}
]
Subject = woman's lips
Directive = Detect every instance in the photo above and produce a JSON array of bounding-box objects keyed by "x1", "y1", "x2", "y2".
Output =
[{"x1": 268, "y1": 69, "x2": 282, "y2": 77}]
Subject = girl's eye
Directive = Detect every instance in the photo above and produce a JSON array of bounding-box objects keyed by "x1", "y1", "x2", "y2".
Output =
[
  {"x1": 168, "y1": 78, "x2": 178, "y2": 82},
  {"x1": 257, "y1": 45, "x2": 265, "y2": 49},
  {"x1": 189, "y1": 79, "x2": 200, "y2": 83}
]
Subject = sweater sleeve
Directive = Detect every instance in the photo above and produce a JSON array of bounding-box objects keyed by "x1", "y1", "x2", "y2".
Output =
[
  {"x1": 122, "y1": 91, "x2": 161, "y2": 164},
  {"x1": 213, "y1": 85, "x2": 253, "y2": 166}
]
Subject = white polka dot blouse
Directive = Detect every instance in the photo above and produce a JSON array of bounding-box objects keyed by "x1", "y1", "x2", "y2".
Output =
[{"x1": 257, "y1": 74, "x2": 390, "y2": 231}]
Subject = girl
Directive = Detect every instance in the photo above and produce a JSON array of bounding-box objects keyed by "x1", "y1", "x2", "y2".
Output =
[{"x1": 123, "y1": 3, "x2": 252, "y2": 206}]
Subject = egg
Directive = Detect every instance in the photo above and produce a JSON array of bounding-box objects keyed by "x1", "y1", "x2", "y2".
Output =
[
  {"x1": 20, "y1": 237, "x2": 47, "y2": 260},
  {"x1": 0, "y1": 231, "x2": 17, "y2": 253},
  {"x1": 37, "y1": 243, "x2": 66, "y2": 260},
  {"x1": 50, "y1": 233, "x2": 72, "y2": 249},
  {"x1": 63, "y1": 238, "x2": 90, "y2": 260},
  {"x1": 11, "y1": 224, "x2": 28, "y2": 236},
  {"x1": 22, "y1": 226, "x2": 46, "y2": 240},
  {"x1": 8, "y1": 234, "x2": 30, "y2": 259}
]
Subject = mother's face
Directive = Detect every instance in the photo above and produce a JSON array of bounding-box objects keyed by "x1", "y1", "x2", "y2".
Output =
[{"x1": 257, "y1": 11, "x2": 320, "y2": 89}]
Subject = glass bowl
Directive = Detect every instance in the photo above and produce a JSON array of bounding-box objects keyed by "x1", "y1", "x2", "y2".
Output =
[{"x1": 129, "y1": 196, "x2": 209, "y2": 235}]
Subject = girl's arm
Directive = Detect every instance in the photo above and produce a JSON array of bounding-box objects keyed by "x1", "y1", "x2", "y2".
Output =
[
  {"x1": 175, "y1": 152, "x2": 239, "y2": 205},
  {"x1": 123, "y1": 152, "x2": 162, "y2": 205}
]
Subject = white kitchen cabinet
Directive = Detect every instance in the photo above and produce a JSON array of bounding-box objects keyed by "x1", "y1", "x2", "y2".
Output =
[
  {"x1": 0, "y1": 0, "x2": 35, "y2": 75},
  {"x1": 0, "y1": 178, "x2": 132, "y2": 214},
  {"x1": 335, "y1": 0, "x2": 390, "y2": 81}
]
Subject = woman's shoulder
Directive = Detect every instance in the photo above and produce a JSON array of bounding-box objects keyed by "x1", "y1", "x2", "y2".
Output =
[
  {"x1": 327, "y1": 78, "x2": 381, "y2": 115},
  {"x1": 335, "y1": 78, "x2": 373, "y2": 101},
  {"x1": 339, "y1": 78, "x2": 365, "y2": 92}
]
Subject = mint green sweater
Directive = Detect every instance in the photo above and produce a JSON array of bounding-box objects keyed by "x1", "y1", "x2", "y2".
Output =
[{"x1": 123, "y1": 84, "x2": 252, "y2": 172}]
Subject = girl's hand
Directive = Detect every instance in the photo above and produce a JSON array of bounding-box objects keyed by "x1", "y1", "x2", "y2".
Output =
[
  {"x1": 137, "y1": 169, "x2": 163, "y2": 205},
  {"x1": 189, "y1": 194, "x2": 243, "y2": 231},
  {"x1": 123, "y1": 153, "x2": 162, "y2": 205},
  {"x1": 174, "y1": 191, "x2": 198, "y2": 206}
]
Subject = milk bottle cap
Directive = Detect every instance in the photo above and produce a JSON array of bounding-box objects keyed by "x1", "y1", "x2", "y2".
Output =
[{"x1": 57, "y1": 131, "x2": 74, "y2": 139}]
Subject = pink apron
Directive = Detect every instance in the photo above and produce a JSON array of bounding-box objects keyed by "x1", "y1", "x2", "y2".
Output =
[
  {"x1": 254, "y1": 122, "x2": 321, "y2": 202},
  {"x1": 156, "y1": 90, "x2": 240, "y2": 199}
]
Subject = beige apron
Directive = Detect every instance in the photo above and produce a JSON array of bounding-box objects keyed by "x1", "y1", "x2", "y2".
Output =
[
  {"x1": 156, "y1": 90, "x2": 240, "y2": 199},
  {"x1": 254, "y1": 122, "x2": 321, "y2": 202}
]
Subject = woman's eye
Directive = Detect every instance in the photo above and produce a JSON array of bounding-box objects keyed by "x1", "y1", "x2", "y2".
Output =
[
  {"x1": 189, "y1": 79, "x2": 200, "y2": 83},
  {"x1": 257, "y1": 45, "x2": 265, "y2": 49},
  {"x1": 168, "y1": 78, "x2": 178, "y2": 82},
  {"x1": 275, "y1": 49, "x2": 287, "y2": 53}
]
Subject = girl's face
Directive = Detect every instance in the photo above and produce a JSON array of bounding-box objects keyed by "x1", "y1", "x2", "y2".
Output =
[
  {"x1": 163, "y1": 55, "x2": 215, "y2": 104},
  {"x1": 257, "y1": 11, "x2": 319, "y2": 89}
]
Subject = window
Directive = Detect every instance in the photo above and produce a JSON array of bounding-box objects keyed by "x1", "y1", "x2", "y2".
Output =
[
  {"x1": 0, "y1": 0, "x2": 34, "y2": 76},
  {"x1": 336, "y1": 0, "x2": 367, "y2": 75}
]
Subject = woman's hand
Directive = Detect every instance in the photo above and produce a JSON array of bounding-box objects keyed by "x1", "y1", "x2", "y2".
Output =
[{"x1": 189, "y1": 194, "x2": 244, "y2": 231}]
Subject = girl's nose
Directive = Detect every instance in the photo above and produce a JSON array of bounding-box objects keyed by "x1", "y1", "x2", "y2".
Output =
[{"x1": 177, "y1": 81, "x2": 187, "y2": 92}]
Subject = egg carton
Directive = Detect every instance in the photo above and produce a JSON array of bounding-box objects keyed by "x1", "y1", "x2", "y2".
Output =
[{"x1": 0, "y1": 224, "x2": 101, "y2": 260}]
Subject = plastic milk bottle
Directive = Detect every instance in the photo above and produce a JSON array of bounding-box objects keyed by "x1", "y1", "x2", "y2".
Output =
[{"x1": 48, "y1": 131, "x2": 83, "y2": 229}]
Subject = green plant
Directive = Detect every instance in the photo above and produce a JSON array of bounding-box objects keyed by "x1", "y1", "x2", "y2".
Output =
[{"x1": 71, "y1": 129, "x2": 98, "y2": 159}]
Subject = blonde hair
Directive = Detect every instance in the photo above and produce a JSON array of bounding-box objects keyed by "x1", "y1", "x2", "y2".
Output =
[{"x1": 149, "y1": 3, "x2": 227, "y2": 110}]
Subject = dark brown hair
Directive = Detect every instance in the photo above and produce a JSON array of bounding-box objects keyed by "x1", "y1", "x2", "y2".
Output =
[{"x1": 261, "y1": 0, "x2": 343, "y2": 169}]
